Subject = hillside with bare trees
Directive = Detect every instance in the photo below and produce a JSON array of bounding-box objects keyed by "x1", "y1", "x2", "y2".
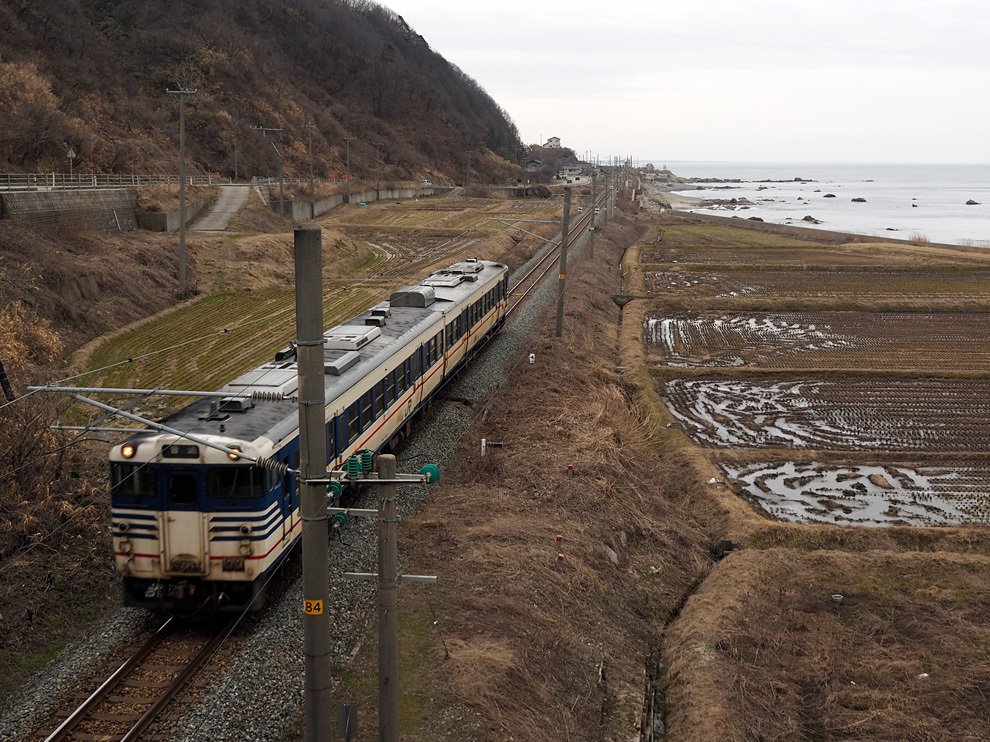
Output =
[{"x1": 0, "y1": 0, "x2": 524, "y2": 184}]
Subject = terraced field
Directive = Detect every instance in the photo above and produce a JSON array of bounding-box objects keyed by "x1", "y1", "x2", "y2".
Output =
[{"x1": 645, "y1": 223, "x2": 990, "y2": 528}]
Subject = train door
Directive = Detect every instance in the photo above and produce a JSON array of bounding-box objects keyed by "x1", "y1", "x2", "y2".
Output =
[{"x1": 161, "y1": 468, "x2": 208, "y2": 576}]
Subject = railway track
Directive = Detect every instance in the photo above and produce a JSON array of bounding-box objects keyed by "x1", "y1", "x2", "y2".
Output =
[
  {"x1": 39, "y1": 617, "x2": 239, "y2": 742},
  {"x1": 506, "y1": 187, "x2": 606, "y2": 316}
]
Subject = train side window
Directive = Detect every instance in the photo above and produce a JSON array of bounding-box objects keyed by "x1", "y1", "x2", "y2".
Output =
[
  {"x1": 347, "y1": 400, "x2": 361, "y2": 443},
  {"x1": 374, "y1": 380, "x2": 385, "y2": 417},
  {"x1": 361, "y1": 389, "x2": 374, "y2": 427},
  {"x1": 385, "y1": 373, "x2": 395, "y2": 405},
  {"x1": 266, "y1": 468, "x2": 279, "y2": 493},
  {"x1": 394, "y1": 367, "x2": 405, "y2": 397},
  {"x1": 110, "y1": 463, "x2": 155, "y2": 498},
  {"x1": 412, "y1": 349, "x2": 422, "y2": 379},
  {"x1": 167, "y1": 473, "x2": 197, "y2": 505},
  {"x1": 208, "y1": 467, "x2": 265, "y2": 499},
  {"x1": 326, "y1": 419, "x2": 336, "y2": 459}
]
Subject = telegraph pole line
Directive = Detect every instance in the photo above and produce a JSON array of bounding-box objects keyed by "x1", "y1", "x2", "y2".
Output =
[
  {"x1": 589, "y1": 170, "x2": 597, "y2": 261},
  {"x1": 294, "y1": 224, "x2": 332, "y2": 742},
  {"x1": 253, "y1": 126, "x2": 285, "y2": 222},
  {"x1": 344, "y1": 136, "x2": 356, "y2": 203},
  {"x1": 304, "y1": 124, "x2": 316, "y2": 219},
  {"x1": 555, "y1": 186, "x2": 572, "y2": 337},
  {"x1": 373, "y1": 141, "x2": 383, "y2": 198},
  {"x1": 166, "y1": 88, "x2": 196, "y2": 290}
]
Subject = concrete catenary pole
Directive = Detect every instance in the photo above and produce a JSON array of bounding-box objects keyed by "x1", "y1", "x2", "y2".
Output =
[
  {"x1": 554, "y1": 186, "x2": 572, "y2": 338},
  {"x1": 167, "y1": 88, "x2": 195, "y2": 290},
  {"x1": 464, "y1": 150, "x2": 474, "y2": 194},
  {"x1": 377, "y1": 454, "x2": 400, "y2": 742},
  {"x1": 295, "y1": 225, "x2": 332, "y2": 742}
]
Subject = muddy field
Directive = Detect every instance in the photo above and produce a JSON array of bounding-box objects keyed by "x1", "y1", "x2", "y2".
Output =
[
  {"x1": 645, "y1": 311, "x2": 990, "y2": 371},
  {"x1": 719, "y1": 461, "x2": 990, "y2": 527},
  {"x1": 663, "y1": 376, "x2": 990, "y2": 452}
]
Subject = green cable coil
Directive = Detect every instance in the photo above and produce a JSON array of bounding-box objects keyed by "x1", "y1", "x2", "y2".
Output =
[
  {"x1": 420, "y1": 463, "x2": 440, "y2": 483},
  {"x1": 330, "y1": 511, "x2": 349, "y2": 530},
  {"x1": 326, "y1": 480, "x2": 343, "y2": 500}
]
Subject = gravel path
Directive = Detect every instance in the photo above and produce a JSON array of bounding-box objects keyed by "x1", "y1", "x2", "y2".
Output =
[{"x1": 0, "y1": 230, "x2": 587, "y2": 742}]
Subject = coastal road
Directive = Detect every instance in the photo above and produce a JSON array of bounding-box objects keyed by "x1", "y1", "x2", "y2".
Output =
[{"x1": 191, "y1": 184, "x2": 250, "y2": 231}]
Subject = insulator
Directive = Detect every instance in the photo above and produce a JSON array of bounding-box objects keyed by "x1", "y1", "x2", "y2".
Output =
[
  {"x1": 251, "y1": 390, "x2": 285, "y2": 403},
  {"x1": 255, "y1": 456, "x2": 292, "y2": 475},
  {"x1": 359, "y1": 449, "x2": 373, "y2": 472},
  {"x1": 345, "y1": 455, "x2": 363, "y2": 477}
]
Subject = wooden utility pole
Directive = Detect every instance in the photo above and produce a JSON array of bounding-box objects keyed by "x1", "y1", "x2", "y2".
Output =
[
  {"x1": 166, "y1": 88, "x2": 196, "y2": 290},
  {"x1": 555, "y1": 186, "x2": 572, "y2": 337},
  {"x1": 294, "y1": 225, "x2": 332, "y2": 742}
]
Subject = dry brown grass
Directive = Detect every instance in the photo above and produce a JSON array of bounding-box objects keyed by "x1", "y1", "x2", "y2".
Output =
[
  {"x1": 666, "y1": 549, "x2": 990, "y2": 740},
  {"x1": 134, "y1": 184, "x2": 216, "y2": 214}
]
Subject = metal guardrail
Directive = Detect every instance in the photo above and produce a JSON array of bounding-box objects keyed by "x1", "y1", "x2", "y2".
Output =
[{"x1": 0, "y1": 173, "x2": 233, "y2": 191}]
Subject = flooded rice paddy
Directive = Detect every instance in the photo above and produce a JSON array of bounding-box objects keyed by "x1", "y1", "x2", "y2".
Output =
[{"x1": 720, "y1": 461, "x2": 989, "y2": 527}]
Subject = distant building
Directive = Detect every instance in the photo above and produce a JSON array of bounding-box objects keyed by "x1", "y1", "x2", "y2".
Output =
[
  {"x1": 525, "y1": 159, "x2": 543, "y2": 172},
  {"x1": 562, "y1": 164, "x2": 582, "y2": 177},
  {"x1": 544, "y1": 136, "x2": 561, "y2": 149}
]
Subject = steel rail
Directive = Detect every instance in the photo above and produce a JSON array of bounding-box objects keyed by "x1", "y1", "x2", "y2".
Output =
[
  {"x1": 120, "y1": 617, "x2": 239, "y2": 742},
  {"x1": 44, "y1": 619, "x2": 174, "y2": 742}
]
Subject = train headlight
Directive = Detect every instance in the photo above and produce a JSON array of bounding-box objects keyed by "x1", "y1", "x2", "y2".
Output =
[
  {"x1": 121, "y1": 444, "x2": 136, "y2": 459},
  {"x1": 227, "y1": 446, "x2": 241, "y2": 461}
]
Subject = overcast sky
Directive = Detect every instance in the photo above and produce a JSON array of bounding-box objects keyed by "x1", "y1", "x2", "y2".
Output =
[{"x1": 381, "y1": 0, "x2": 990, "y2": 164}]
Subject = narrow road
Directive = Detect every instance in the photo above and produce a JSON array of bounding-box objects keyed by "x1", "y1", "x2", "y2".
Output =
[{"x1": 191, "y1": 185, "x2": 250, "y2": 231}]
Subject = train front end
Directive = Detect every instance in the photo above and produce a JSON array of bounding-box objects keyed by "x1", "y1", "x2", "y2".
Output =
[{"x1": 109, "y1": 430, "x2": 296, "y2": 616}]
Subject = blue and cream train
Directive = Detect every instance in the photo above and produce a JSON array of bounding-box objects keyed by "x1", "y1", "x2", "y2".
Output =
[{"x1": 109, "y1": 259, "x2": 508, "y2": 614}]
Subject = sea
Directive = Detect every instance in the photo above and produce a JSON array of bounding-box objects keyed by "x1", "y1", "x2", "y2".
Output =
[{"x1": 657, "y1": 161, "x2": 990, "y2": 247}]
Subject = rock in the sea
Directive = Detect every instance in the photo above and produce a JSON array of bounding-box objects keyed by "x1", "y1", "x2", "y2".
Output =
[
  {"x1": 823, "y1": 193, "x2": 836, "y2": 198},
  {"x1": 748, "y1": 216, "x2": 764, "y2": 222},
  {"x1": 966, "y1": 199, "x2": 980, "y2": 205},
  {"x1": 852, "y1": 197, "x2": 867, "y2": 203},
  {"x1": 802, "y1": 215, "x2": 821, "y2": 224},
  {"x1": 912, "y1": 203, "x2": 918, "y2": 207}
]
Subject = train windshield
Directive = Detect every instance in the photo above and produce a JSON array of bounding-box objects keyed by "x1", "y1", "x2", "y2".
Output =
[
  {"x1": 207, "y1": 466, "x2": 266, "y2": 500},
  {"x1": 110, "y1": 463, "x2": 156, "y2": 502}
]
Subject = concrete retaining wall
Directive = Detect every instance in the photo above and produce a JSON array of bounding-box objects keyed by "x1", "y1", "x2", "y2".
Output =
[
  {"x1": 265, "y1": 187, "x2": 443, "y2": 220},
  {"x1": 136, "y1": 196, "x2": 213, "y2": 232},
  {"x1": 0, "y1": 189, "x2": 138, "y2": 234}
]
